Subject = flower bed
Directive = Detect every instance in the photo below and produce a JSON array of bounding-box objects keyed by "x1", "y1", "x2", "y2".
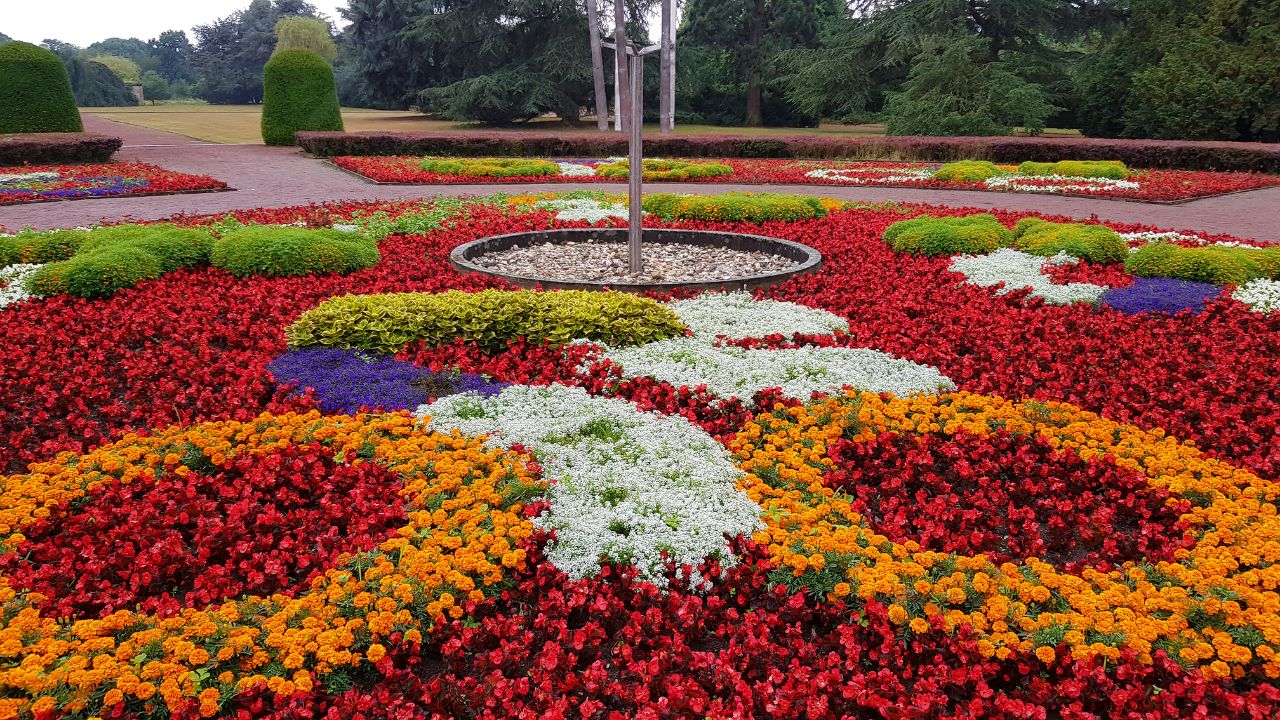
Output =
[
  {"x1": 332, "y1": 155, "x2": 1279, "y2": 201},
  {"x1": 0, "y1": 162, "x2": 228, "y2": 204},
  {"x1": 1, "y1": 195, "x2": 1279, "y2": 718}
]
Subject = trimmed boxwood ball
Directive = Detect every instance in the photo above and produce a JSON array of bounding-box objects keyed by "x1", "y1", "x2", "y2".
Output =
[
  {"x1": 260, "y1": 49, "x2": 343, "y2": 146},
  {"x1": 1012, "y1": 218, "x2": 1128, "y2": 264},
  {"x1": 29, "y1": 247, "x2": 165, "y2": 299},
  {"x1": 883, "y1": 214, "x2": 1013, "y2": 256},
  {"x1": 0, "y1": 41, "x2": 83, "y2": 133},
  {"x1": 211, "y1": 226, "x2": 379, "y2": 277},
  {"x1": 933, "y1": 160, "x2": 1000, "y2": 182},
  {"x1": 78, "y1": 225, "x2": 215, "y2": 272},
  {"x1": 19, "y1": 224, "x2": 217, "y2": 298},
  {"x1": 0, "y1": 229, "x2": 91, "y2": 265},
  {"x1": 1125, "y1": 242, "x2": 1280, "y2": 286}
]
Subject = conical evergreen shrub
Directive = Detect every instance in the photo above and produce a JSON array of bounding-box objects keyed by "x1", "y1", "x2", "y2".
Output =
[
  {"x1": 0, "y1": 41, "x2": 83, "y2": 133},
  {"x1": 261, "y1": 49, "x2": 343, "y2": 146}
]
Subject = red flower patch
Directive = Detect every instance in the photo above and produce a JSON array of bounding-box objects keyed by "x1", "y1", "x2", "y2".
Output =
[
  {"x1": 0, "y1": 162, "x2": 228, "y2": 204},
  {"x1": 1042, "y1": 259, "x2": 1135, "y2": 287},
  {"x1": 826, "y1": 430, "x2": 1193, "y2": 571},
  {"x1": 0, "y1": 442, "x2": 408, "y2": 619}
]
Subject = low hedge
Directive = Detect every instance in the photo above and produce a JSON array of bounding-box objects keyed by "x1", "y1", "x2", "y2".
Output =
[
  {"x1": 1125, "y1": 243, "x2": 1280, "y2": 286},
  {"x1": 296, "y1": 131, "x2": 1280, "y2": 173},
  {"x1": 934, "y1": 160, "x2": 1000, "y2": 181},
  {"x1": 286, "y1": 289, "x2": 686, "y2": 355},
  {"x1": 0, "y1": 133, "x2": 121, "y2": 164},
  {"x1": 210, "y1": 226, "x2": 379, "y2": 277},
  {"x1": 643, "y1": 192, "x2": 828, "y2": 223},
  {"x1": 21, "y1": 224, "x2": 215, "y2": 298},
  {"x1": 419, "y1": 157, "x2": 559, "y2": 177},
  {"x1": 596, "y1": 158, "x2": 734, "y2": 181},
  {"x1": 1018, "y1": 160, "x2": 1130, "y2": 179},
  {"x1": 1012, "y1": 218, "x2": 1128, "y2": 264},
  {"x1": 883, "y1": 214, "x2": 1013, "y2": 256}
]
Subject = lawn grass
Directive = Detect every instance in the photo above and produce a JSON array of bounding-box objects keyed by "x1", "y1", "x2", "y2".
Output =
[{"x1": 82, "y1": 105, "x2": 1082, "y2": 145}]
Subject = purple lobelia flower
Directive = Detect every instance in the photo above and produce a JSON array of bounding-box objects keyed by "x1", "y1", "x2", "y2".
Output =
[
  {"x1": 1101, "y1": 277, "x2": 1223, "y2": 315},
  {"x1": 268, "y1": 347, "x2": 507, "y2": 414}
]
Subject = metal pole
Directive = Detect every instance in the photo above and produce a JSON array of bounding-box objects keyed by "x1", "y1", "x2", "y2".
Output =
[{"x1": 628, "y1": 48, "x2": 644, "y2": 273}]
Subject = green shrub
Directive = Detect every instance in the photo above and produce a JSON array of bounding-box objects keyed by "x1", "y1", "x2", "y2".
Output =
[
  {"x1": 211, "y1": 226, "x2": 379, "y2": 277},
  {"x1": 260, "y1": 49, "x2": 343, "y2": 146},
  {"x1": 883, "y1": 214, "x2": 1013, "y2": 256},
  {"x1": 1125, "y1": 243, "x2": 1280, "y2": 286},
  {"x1": 0, "y1": 229, "x2": 91, "y2": 265},
  {"x1": 287, "y1": 290, "x2": 687, "y2": 355},
  {"x1": 0, "y1": 41, "x2": 83, "y2": 133},
  {"x1": 419, "y1": 157, "x2": 560, "y2": 178},
  {"x1": 1012, "y1": 218, "x2": 1128, "y2": 264},
  {"x1": 933, "y1": 160, "x2": 1001, "y2": 182},
  {"x1": 1018, "y1": 160, "x2": 1130, "y2": 179},
  {"x1": 596, "y1": 159, "x2": 734, "y2": 182},
  {"x1": 643, "y1": 192, "x2": 827, "y2": 223},
  {"x1": 77, "y1": 224, "x2": 214, "y2": 272},
  {"x1": 31, "y1": 248, "x2": 165, "y2": 299}
]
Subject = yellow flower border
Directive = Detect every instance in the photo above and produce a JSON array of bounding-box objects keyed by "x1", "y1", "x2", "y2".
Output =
[
  {"x1": 0, "y1": 411, "x2": 540, "y2": 719},
  {"x1": 732, "y1": 391, "x2": 1280, "y2": 681}
]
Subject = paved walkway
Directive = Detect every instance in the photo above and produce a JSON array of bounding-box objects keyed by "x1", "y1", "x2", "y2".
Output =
[{"x1": 3, "y1": 117, "x2": 1277, "y2": 242}]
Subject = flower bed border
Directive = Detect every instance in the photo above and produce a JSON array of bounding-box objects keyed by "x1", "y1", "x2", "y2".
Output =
[
  {"x1": 328, "y1": 158, "x2": 1277, "y2": 205},
  {"x1": 299, "y1": 131, "x2": 1280, "y2": 173},
  {"x1": 0, "y1": 132, "x2": 122, "y2": 165},
  {"x1": 0, "y1": 185, "x2": 233, "y2": 206}
]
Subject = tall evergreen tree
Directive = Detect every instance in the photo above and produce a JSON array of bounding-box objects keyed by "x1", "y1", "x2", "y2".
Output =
[
  {"x1": 149, "y1": 30, "x2": 196, "y2": 83},
  {"x1": 192, "y1": 0, "x2": 323, "y2": 104},
  {"x1": 681, "y1": 0, "x2": 842, "y2": 126}
]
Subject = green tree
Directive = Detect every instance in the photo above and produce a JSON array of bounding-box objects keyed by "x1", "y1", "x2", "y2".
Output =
[
  {"x1": 85, "y1": 37, "x2": 158, "y2": 73},
  {"x1": 882, "y1": 38, "x2": 1058, "y2": 135},
  {"x1": 0, "y1": 32, "x2": 11, "y2": 44},
  {"x1": 681, "y1": 0, "x2": 843, "y2": 126},
  {"x1": 90, "y1": 54, "x2": 142, "y2": 84},
  {"x1": 141, "y1": 71, "x2": 173, "y2": 103},
  {"x1": 66, "y1": 58, "x2": 139, "y2": 106},
  {"x1": 193, "y1": 0, "x2": 324, "y2": 104},
  {"x1": 149, "y1": 30, "x2": 196, "y2": 82},
  {"x1": 0, "y1": 41, "x2": 83, "y2": 132},
  {"x1": 410, "y1": 0, "x2": 597, "y2": 123},
  {"x1": 273, "y1": 16, "x2": 337, "y2": 61},
  {"x1": 1081, "y1": 0, "x2": 1279, "y2": 140},
  {"x1": 40, "y1": 39, "x2": 82, "y2": 61},
  {"x1": 261, "y1": 48, "x2": 343, "y2": 144}
]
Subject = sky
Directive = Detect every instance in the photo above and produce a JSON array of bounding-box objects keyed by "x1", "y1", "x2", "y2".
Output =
[{"x1": 2, "y1": 1, "x2": 349, "y2": 47}]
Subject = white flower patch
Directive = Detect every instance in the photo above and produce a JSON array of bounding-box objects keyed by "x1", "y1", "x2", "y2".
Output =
[
  {"x1": 598, "y1": 337, "x2": 954, "y2": 399},
  {"x1": 667, "y1": 292, "x2": 848, "y2": 339},
  {"x1": 539, "y1": 197, "x2": 629, "y2": 222},
  {"x1": 949, "y1": 249, "x2": 1107, "y2": 305},
  {"x1": 0, "y1": 264, "x2": 43, "y2": 310},
  {"x1": 805, "y1": 167, "x2": 934, "y2": 185},
  {"x1": 1119, "y1": 231, "x2": 1205, "y2": 246},
  {"x1": 1233, "y1": 279, "x2": 1280, "y2": 314},
  {"x1": 330, "y1": 223, "x2": 361, "y2": 233},
  {"x1": 985, "y1": 175, "x2": 1140, "y2": 194},
  {"x1": 0, "y1": 171, "x2": 59, "y2": 184},
  {"x1": 556, "y1": 161, "x2": 598, "y2": 177},
  {"x1": 419, "y1": 384, "x2": 761, "y2": 587}
]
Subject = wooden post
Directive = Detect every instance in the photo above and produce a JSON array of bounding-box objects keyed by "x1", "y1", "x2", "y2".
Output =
[
  {"x1": 613, "y1": 0, "x2": 630, "y2": 133},
  {"x1": 586, "y1": 0, "x2": 609, "y2": 131},
  {"x1": 628, "y1": 47, "x2": 644, "y2": 273},
  {"x1": 660, "y1": 0, "x2": 674, "y2": 133}
]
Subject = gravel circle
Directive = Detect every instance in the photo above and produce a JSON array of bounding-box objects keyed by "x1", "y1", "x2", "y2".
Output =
[{"x1": 470, "y1": 238, "x2": 799, "y2": 284}]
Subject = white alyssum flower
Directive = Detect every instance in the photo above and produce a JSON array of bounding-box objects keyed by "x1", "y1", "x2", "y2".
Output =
[
  {"x1": 0, "y1": 171, "x2": 60, "y2": 184},
  {"x1": 331, "y1": 223, "x2": 361, "y2": 233},
  {"x1": 949, "y1": 249, "x2": 1107, "y2": 305},
  {"x1": 805, "y1": 167, "x2": 934, "y2": 184},
  {"x1": 1233, "y1": 279, "x2": 1280, "y2": 314},
  {"x1": 556, "y1": 162, "x2": 598, "y2": 177},
  {"x1": 597, "y1": 337, "x2": 954, "y2": 400},
  {"x1": 1119, "y1": 231, "x2": 1205, "y2": 246},
  {"x1": 666, "y1": 293, "x2": 849, "y2": 339},
  {"x1": 538, "y1": 197, "x2": 629, "y2": 222},
  {"x1": 419, "y1": 384, "x2": 761, "y2": 587},
  {"x1": 985, "y1": 175, "x2": 1140, "y2": 194},
  {"x1": 0, "y1": 264, "x2": 43, "y2": 309}
]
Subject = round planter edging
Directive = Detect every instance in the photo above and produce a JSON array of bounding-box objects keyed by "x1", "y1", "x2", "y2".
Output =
[{"x1": 449, "y1": 228, "x2": 823, "y2": 293}]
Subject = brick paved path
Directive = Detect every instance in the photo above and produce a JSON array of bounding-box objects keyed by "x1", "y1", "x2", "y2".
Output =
[{"x1": 3, "y1": 117, "x2": 1277, "y2": 242}]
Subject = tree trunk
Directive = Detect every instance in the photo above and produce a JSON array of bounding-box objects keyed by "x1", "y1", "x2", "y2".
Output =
[
  {"x1": 586, "y1": 0, "x2": 610, "y2": 131},
  {"x1": 745, "y1": 0, "x2": 765, "y2": 126},
  {"x1": 659, "y1": 0, "x2": 674, "y2": 133},
  {"x1": 613, "y1": 0, "x2": 630, "y2": 133}
]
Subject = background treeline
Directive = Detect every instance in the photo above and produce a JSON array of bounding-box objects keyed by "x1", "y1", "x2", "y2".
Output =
[{"x1": 8, "y1": 0, "x2": 1278, "y2": 140}]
